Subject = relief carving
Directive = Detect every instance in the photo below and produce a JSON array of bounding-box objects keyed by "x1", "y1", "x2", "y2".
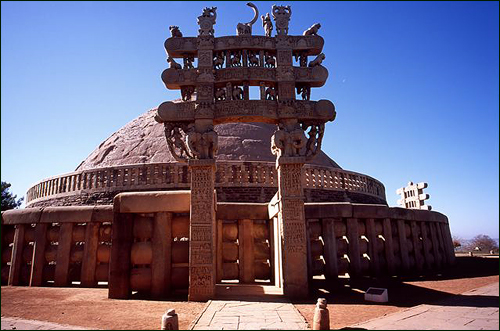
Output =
[
  {"x1": 236, "y1": 2, "x2": 259, "y2": 36},
  {"x1": 261, "y1": 12, "x2": 273, "y2": 37}
]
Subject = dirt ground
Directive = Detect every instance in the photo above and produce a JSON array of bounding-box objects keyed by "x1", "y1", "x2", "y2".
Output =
[
  {"x1": 1, "y1": 256, "x2": 498, "y2": 330},
  {"x1": 294, "y1": 256, "x2": 499, "y2": 329}
]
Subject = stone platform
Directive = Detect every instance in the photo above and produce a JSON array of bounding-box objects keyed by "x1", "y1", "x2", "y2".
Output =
[
  {"x1": 190, "y1": 300, "x2": 308, "y2": 330},
  {"x1": 351, "y1": 282, "x2": 499, "y2": 330}
]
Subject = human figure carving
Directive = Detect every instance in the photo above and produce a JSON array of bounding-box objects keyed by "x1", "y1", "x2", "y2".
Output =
[
  {"x1": 232, "y1": 86, "x2": 244, "y2": 100},
  {"x1": 167, "y1": 56, "x2": 182, "y2": 69},
  {"x1": 261, "y1": 12, "x2": 273, "y2": 37},
  {"x1": 169, "y1": 26, "x2": 183, "y2": 38},
  {"x1": 183, "y1": 56, "x2": 195, "y2": 69},
  {"x1": 181, "y1": 86, "x2": 194, "y2": 101},
  {"x1": 271, "y1": 5, "x2": 292, "y2": 36},
  {"x1": 214, "y1": 52, "x2": 225, "y2": 69},
  {"x1": 248, "y1": 51, "x2": 259, "y2": 67},
  {"x1": 308, "y1": 53, "x2": 325, "y2": 67},
  {"x1": 303, "y1": 23, "x2": 321, "y2": 36},
  {"x1": 297, "y1": 85, "x2": 310, "y2": 100},
  {"x1": 163, "y1": 123, "x2": 191, "y2": 162},
  {"x1": 264, "y1": 52, "x2": 275, "y2": 68},
  {"x1": 294, "y1": 52, "x2": 308, "y2": 67},
  {"x1": 236, "y1": 2, "x2": 259, "y2": 36}
]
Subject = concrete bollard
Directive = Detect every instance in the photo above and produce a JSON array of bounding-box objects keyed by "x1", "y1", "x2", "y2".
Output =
[
  {"x1": 161, "y1": 309, "x2": 179, "y2": 330},
  {"x1": 313, "y1": 298, "x2": 330, "y2": 330}
]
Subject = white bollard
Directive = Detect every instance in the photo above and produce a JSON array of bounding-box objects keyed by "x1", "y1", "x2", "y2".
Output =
[{"x1": 161, "y1": 309, "x2": 179, "y2": 330}]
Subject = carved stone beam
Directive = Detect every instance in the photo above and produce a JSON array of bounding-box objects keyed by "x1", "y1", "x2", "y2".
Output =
[{"x1": 164, "y1": 36, "x2": 325, "y2": 58}]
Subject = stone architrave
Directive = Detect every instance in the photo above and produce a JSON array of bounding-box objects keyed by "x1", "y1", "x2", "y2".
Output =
[
  {"x1": 188, "y1": 159, "x2": 216, "y2": 301},
  {"x1": 275, "y1": 156, "x2": 308, "y2": 298}
]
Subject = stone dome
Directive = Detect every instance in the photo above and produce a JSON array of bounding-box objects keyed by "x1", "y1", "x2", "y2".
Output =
[{"x1": 75, "y1": 108, "x2": 342, "y2": 171}]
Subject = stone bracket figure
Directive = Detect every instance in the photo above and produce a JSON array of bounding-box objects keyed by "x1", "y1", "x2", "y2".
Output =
[
  {"x1": 237, "y1": 2, "x2": 259, "y2": 36},
  {"x1": 163, "y1": 122, "x2": 192, "y2": 162},
  {"x1": 261, "y1": 12, "x2": 273, "y2": 37},
  {"x1": 271, "y1": 119, "x2": 307, "y2": 159},
  {"x1": 308, "y1": 53, "x2": 325, "y2": 67},
  {"x1": 271, "y1": 5, "x2": 292, "y2": 36},
  {"x1": 186, "y1": 123, "x2": 219, "y2": 159},
  {"x1": 302, "y1": 122, "x2": 325, "y2": 160},
  {"x1": 197, "y1": 7, "x2": 217, "y2": 36},
  {"x1": 215, "y1": 87, "x2": 226, "y2": 101}
]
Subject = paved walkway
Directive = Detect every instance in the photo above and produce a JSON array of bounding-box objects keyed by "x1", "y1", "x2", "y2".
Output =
[
  {"x1": 190, "y1": 300, "x2": 309, "y2": 330},
  {"x1": 1, "y1": 317, "x2": 92, "y2": 330},
  {"x1": 351, "y1": 282, "x2": 499, "y2": 330}
]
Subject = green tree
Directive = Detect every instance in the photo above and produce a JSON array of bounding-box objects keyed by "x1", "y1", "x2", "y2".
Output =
[{"x1": 1, "y1": 181, "x2": 24, "y2": 211}]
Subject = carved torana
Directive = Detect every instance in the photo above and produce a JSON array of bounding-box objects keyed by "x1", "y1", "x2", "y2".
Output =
[{"x1": 155, "y1": 2, "x2": 336, "y2": 301}]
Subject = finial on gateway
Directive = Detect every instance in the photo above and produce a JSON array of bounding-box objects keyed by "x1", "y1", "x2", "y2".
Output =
[{"x1": 236, "y1": 3, "x2": 259, "y2": 36}]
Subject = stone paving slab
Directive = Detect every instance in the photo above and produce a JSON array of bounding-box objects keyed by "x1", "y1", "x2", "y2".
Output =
[
  {"x1": 351, "y1": 282, "x2": 499, "y2": 330},
  {"x1": 1, "y1": 317, "x2": 92, "y2": 330},
  {"x1": 190, "y1": 300, "x2": 309, "y2": 330}
]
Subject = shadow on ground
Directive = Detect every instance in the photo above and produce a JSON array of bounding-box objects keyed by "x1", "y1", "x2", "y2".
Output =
[{"x1": 294, "y1": 256, "x2": 499, "y2": 308}]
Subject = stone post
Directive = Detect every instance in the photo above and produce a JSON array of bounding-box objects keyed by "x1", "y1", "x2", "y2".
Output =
[
  {"x1": 161, "y1": 309, "x2": 179, "y2": 330},
  {"x1": 313, "y1": 298, "x2": 330, "y2": 330},
  {"x1": 276, "y1": 156, "x2": 308, "y2": 298},
  {"x1": 188, "y1": 159, "x2": 217, "y2": 301}
]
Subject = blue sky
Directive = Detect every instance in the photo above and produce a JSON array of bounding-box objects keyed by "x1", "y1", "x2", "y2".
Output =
[{"x1": 1, "y1": 1, "x2": 498, "y2": 239}]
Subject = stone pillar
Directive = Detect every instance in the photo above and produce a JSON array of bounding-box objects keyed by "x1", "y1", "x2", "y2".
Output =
[
  {"x1": 188, "y1": 159, "x2": 217, "y2": 301},
  {"x1": 276, "y1": 156, "x2": 308, "y2": 298}
]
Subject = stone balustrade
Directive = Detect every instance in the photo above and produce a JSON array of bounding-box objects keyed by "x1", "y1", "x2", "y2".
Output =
[
  {"x1": 26, "y1": 162, "x2": 386, "y2": 206},
  {"x1": 2, "y1": 200, "x2": 455, "y2": 294},
  {"x1": 1, "y1": 206, "x2": 113, "y2": 287}
]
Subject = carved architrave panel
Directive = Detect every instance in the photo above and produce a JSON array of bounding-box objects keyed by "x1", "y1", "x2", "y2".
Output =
[
  {"x1": 278, "y1": 81, "x2": 295, "y2": 100},
  {"x1": 198, "y1": 50, "x2": 213, "y2": 67},
  {"x1": 196, "y1": 84, "x2": 214, "y2": 102},
  {"x1": 277, "y1": 49, "x2": 293, "y2": 66}
]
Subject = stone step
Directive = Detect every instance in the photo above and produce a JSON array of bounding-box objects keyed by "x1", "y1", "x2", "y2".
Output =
[{"x1": 215, "y1": 284, "x2": 284, "y2": 299}]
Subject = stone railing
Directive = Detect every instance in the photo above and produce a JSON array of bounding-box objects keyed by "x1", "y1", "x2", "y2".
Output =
[
  {"x1": 26, "y1": 162, "x2": 386, "y2": 206},
  {"x1": 298, "y1": 203, "x2": 454, "y2": 279},
  {"x1": 1, "y1": 206, "x2": 113, "y2": 287}
]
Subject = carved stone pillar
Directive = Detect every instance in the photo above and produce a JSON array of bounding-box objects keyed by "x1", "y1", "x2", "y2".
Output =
[
  {"x1": 188, "y1": 159, "x2": 216, "y2": 301},
  {"x1": 276, "y1": 156, "x2": 308, "y2": 298}
]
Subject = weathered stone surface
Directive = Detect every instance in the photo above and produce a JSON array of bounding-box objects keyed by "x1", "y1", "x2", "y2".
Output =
[
  {"x1": 75, "y1": 108, "x2": 341, "y2": 171},
  {"x1": 116, "y1": 191, "x2": 190, "y2": 213}
]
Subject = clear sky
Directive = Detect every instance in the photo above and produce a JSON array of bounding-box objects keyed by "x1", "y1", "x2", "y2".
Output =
[{"x1": 1, "y1": 1, "x2": 498, "y2": 239}]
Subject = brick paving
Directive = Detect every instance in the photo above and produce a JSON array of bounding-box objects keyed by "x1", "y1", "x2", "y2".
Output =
[
  {"x1": 190, "y1": 300, "x2": 309, "y2": 330},
  {"x1": 1, "y1": 316, "x2": 93, "y2": 330},
  {"x1": 351, "y1": 282, "x2": 499, "y2": 330}
]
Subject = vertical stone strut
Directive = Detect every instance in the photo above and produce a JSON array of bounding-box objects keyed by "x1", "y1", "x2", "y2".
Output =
[
  {"x1": 188, "y1": 159, "x2": 217, "y2": 301},
  {"x1": 276, "y1": 157, "x2": 308, "y2": 298}
]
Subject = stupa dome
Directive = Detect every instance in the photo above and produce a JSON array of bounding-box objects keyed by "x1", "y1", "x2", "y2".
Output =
[{"x1": 75, "y1": 108, "x2": 341, "y2": 171}]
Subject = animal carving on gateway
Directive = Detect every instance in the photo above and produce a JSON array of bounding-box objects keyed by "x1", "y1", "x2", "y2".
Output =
[
  {"x1": 303, "y1": 23, "x2": 321, "y2": 36},
  {"x1": 236, "y1": 2, "x2": 259, "y2": 36}
]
